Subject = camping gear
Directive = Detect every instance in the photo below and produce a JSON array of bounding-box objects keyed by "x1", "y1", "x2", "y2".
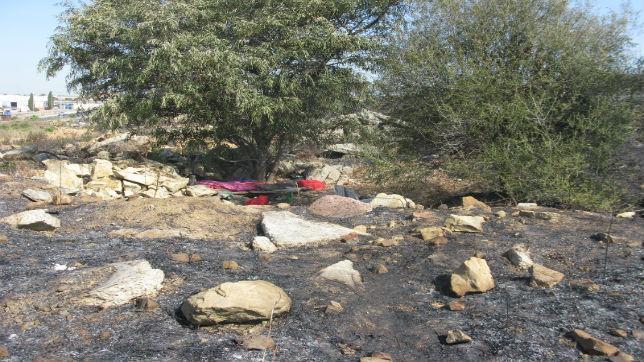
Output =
[{"x1": 297, "y1": 180, "x2": 326, "y2": 191}]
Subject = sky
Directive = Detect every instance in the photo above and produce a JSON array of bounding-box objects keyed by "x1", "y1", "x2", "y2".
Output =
[{"x1": 0, "y1": 0, "x2": 642, "y2": 96}]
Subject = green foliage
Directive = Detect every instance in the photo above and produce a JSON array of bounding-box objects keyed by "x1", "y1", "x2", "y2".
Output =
[
  {"x1": 41, "y1": 0, "x2": 403, "y2": 180},
  {"x1": 378, "y1": 0, "x2": 641, "y2": 210},
  {"x1": 47, "y1": 91, "x2": 54, "y2": 110},
  {"x1": 27, "y1": 94, "x2": 35, "y2": 112}
]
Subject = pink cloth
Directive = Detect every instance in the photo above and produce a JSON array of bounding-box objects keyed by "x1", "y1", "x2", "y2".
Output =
[{"x1": 197, "y1": 180, "x2": 264, "y2": 192}]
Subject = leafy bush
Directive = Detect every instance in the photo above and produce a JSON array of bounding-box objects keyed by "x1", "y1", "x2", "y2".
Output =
[{"x1": 378, "y1": 0, "x2": 641, "y2": 210}]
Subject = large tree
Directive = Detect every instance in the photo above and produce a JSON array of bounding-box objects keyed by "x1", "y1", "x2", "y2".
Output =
[
  {"x1": 41, "y1": 0, "x2": 402, "y2": 179},
  {"x1": 378, "y1": 0, "x2": 641, "y2": 209}
]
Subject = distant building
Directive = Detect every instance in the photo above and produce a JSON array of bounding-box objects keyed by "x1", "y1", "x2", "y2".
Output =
[{"x1": 0, "y1": 94, "x2": 102, "y2": 113}]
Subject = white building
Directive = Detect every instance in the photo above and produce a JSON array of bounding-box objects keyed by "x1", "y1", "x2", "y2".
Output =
[
  {"x1": 0, "y1": 94, "x2": 50, "y2": 113},
  {"x1": 0, "y1": 94, "x2": 102, "y2": 114}
]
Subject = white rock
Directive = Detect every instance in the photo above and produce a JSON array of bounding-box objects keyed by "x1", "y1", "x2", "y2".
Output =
[
  {"x1": 81, "y1": 259, "x2": 164, "y2": 307},
  {"x1": 252, "y1": 236, "x2": 277, "y2": 253},
  {"x1": 67, "y1": 163, "x2": 93, "y2": 177},
  {"x1": 319, "y1": 260, "x2": 363, "y2": 288},
  {"x1": 444, "y1": 214, "x2": 485, "y2": 233},
  {"x1": 91, "y1": 159, "x2": 114, "y2": 179},
  {"x1": 261, "y1": 211, "x2": 359, "y2": 248},
  {"x1": 160, "y1": 175, "x2": 189, "y2": 193},
  {"x1": 22, "y1": 188, "x2": 53, "y2": 203},
  {"x1": 42, "y1": 159, "x2": 84, "y2": 194},
  {"x1": 141, "y1": 187, "x2": 171, "y2": 199},
  {"x1": 113, "y1": 167, "x2": 159, "y2": 186},
  {"x1": 185, "y1": 185, "x2": 218, "y2": 197},
  {"x1": 504, "y1": 244, "x2": 533, "y2": 269},
  {"x1": 370, "y1": 193, "x2": 408, "y2": 208},
  {"x1": 616, "y1": 211, "x2": 635, "y2": 219},
  {"x1": 123, "y1": 180, "x2": 142, "y2": 197},
  {"x1": 517, "y1": 203, "x2": 538, "y2": 209},
  {"x1": 2, "y1": 209, "x2": 60, "y2": 231}
]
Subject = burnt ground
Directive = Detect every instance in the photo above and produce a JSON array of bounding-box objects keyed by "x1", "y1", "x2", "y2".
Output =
[{"x1": 0, "y1": 180, "x2": 643, "y2": 361}]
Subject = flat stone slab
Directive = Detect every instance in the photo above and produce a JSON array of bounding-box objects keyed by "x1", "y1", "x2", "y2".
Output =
[
  {"x1": 261, "y1": 211, "x2": 360, "y2": 247},
  {"x1": 80, "y1": 259, "x2": 164, "y2": 307}
]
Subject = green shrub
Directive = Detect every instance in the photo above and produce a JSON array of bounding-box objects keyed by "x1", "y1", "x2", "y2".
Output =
[{"x1": 378, "y1": 0, "x2": 641, "y2": 210}]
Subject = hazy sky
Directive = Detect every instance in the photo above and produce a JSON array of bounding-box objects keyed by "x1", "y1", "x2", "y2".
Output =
[{"x1": 0, "y1": 0, "x2": 642, "y2": 95}]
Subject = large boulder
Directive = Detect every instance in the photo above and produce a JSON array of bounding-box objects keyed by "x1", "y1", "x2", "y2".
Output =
[
  {"x1": 444, "y1": 215, "x2": 485, "y2": 233},
  {"x1": 450, "y1": 257, "x2": 495, "y2": 296},
  {"x1": 42, "y1": 159, "x2": 84, "y2": 194},
  {"x1": 261, "y1": 211, "x2": 360, "y2": 247},
  {"x1": 319, "y1": 260, "x2": 363, "y2": 288},
  {"x1": 2, "y1": 209, "x2": 60, "y2": 231},
  {"x1": 81, "y1": 259, "x2": 164, "y2": 308},
  {"x1": 309, "y1": 195, "x2": 372, "y2": 218},
  {"x1": 181, "y1": 280, "x2": 291, "y2": 326}
]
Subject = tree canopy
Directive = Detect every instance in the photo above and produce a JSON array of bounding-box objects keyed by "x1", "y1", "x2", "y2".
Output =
[
  {"x1": 42, "y1": 0, "x2": 403, "y2": 179},
  {"x1": 377, "y1": 0, "x2": 641, "y2": 209}
]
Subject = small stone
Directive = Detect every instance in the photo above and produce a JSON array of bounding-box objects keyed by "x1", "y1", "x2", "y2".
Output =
[
  {"x1": 530, "y1": 264, "x2": 564, "y2": 288},
  {"x1": 252, "y1": 236, "x2": 278, "y2": 253},
  {"x1": 190, "y1": 253, "x2": 203, "y2": 263},
  {"x1": 495, "y1": 210, "x2": 507, "y2": 218},
  {"x1": 388, "y1": 220, "x2": 398, "y2": 228},
  {"x1": 462, "y1": 196, "x2": 491, "y2": 212},
  {"x1": 473, "y1": 251, "x2": 486, "y2": 259},
  {"x1": 450, "y1": 257, "x2": 495, "y2": 296},
  {"x1": 0, "y1": 234, "x2": 7, "y2": 243},
  {"x1": 376, "y1": 236, "x2": 403, "y2": 247},
  {"x1": 185, "y1": 185, "x2": 218, "y2": 197},
  {"x1": 353, "y1": 225, "x2": 368, "y2": 234},
  {"x1": 239, "y1": 335, "x2": 275, "y2": 351},
  {"x1": 170, "y1": 252, "x2": 190, "y2": 264},
  {"x1": 319, "y1": 260, "x2": 363, "y2": 288},
  {"x1": 438, "y1": 204, "x2": 449, "y2": 210},
  {"x1": 444, "y1": 214, "x2": 485, "y2": 233},
  {"x1": 567, "y1": 329, "x2": 619, "y2": 356},
  {"x1": 417, "y1": 226, "x2": 444, "y2": 241},
  {"x1": 325, "y1": 301, "x2": 344, "y2": 314},
  {"x1": 445, "y1": 330, "x2": 472, "y2": 345},
  {"x1": 517, "y1": 203, "x2": 538, "y2": 209},
  {"x1": 370, "y1": 193, "x2": 408, "y2": 208},
  {"x1": 360, "y1": 352, "x2": 393, "y2": 362},
  {"x1": 609, "y1": 329, "x2": 628, "y2": 338},
  {"x1": 616, "y1": 211, "x2": 635, "y2": 219},
  {"x1": 223, "y1": 260, "x2": 240, "y2": 270},
  {"x1": 276, "y1": 203, "x2": 290, "y2": 209},
  {"x1": 448, "y1": 300, "x2": 465, "y2": 311},
  {"x1": 430, "y1": 301, "x2": 445, "y2": 309},
  {"x1": 569, "y1": 279, "x2": 599, "y2": 293},
  {"x1": 591, "y1": 232, "x2": 614, "y2": 243},
  {"x1": 135, "y1": 296, "x2": 159, "y2": 311},
  {"x1": 374, "y1": 264, "x2": 389, "y2": 274},
  {"x1": 504, "y1": 244, "x2": 533, "y2": 269}
]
